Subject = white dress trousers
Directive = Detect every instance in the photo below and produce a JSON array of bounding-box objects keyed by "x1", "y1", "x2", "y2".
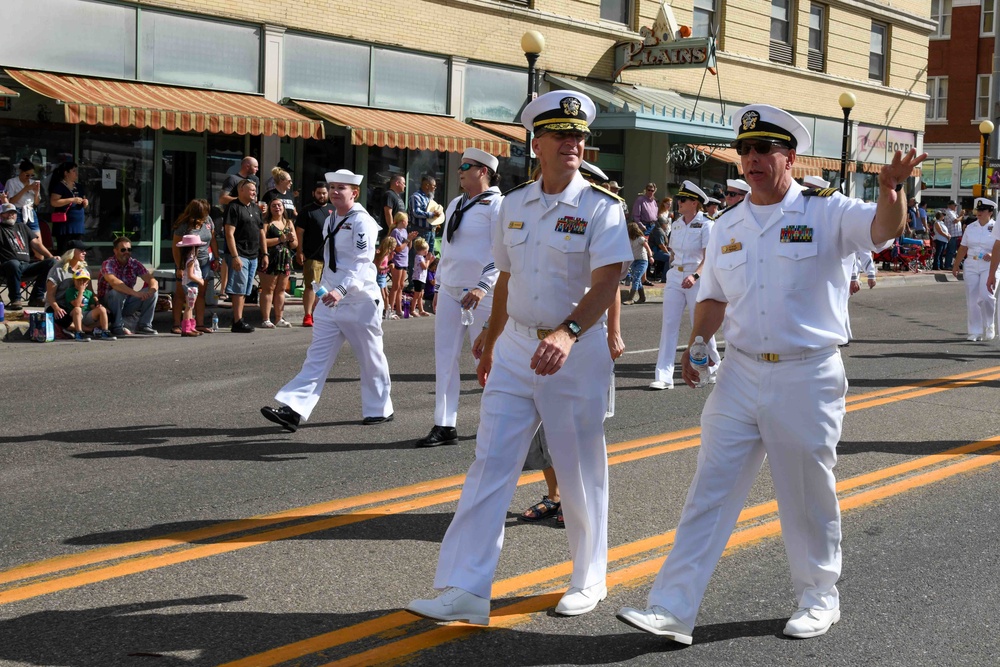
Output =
[
  {"x1": 434, "y1": 324, "x2": 612, "y2": 599},
  {"x1": 963, "y1": 220, "x2": 998, "y2": 337},
  {"x1": 433, "y1": 289, "x2": 493, "y2": 427},
  {"x1": 647, "y1": 346, "x2": 846, "y2": 627}
]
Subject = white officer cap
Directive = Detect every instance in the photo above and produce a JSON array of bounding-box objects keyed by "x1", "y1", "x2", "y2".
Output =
[
  {"x1": 677, "y1": 180, "x2": 709, "y2": 205},
  {"x1": 325, "y1": 169, "x2": 363, "y2": 186},
  {"x1": 732, "y1": 103, "x2": 811, "y2": 155},
  {"x1": 462, "y1": 147, "x2": 499, "y2": 173},
  {"x1": 726, "y1": 178, "x2": 750, "y2": 193},
  {"x1": 521, "y1": 90, "x2": 596, "y2": 135},
  {"x1": 580, "y1": 161, "x2": 609, "y2": 183},
  {"x1": 705, "y1": 196, "x2": 721, "y2": 206},
  {"x1": 802, "y1": 174, "x2": 830, "y2": 189},
  {"x1": 974, "y1": 197, "x2": 996, "y2": 211}
]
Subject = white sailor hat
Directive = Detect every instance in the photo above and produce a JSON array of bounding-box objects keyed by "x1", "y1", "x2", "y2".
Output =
[
  {"x1": 676, "y1": 180, "x2": 709, "y2": 205},
  {"x1": 579, "y1": 160, "x2": 609, "y2": 183},
  {"x1": 732, "y1": 103, "x2": 811, "y2": 154},
  {"x1": 705, "y1": 196, "x2": 721, "y2": 206},
  {"x1": 521, "y1": 90, "x2": 596, "y2": 135},
  {"x1": 726, "y1": 178, "x2": 750, "y2": 193},
  {"x1": 974, "y1": 197, "x2": 996, "y2": 211},
  {"x1": 802, "y1": 174, "x2": 830, "y2": 189},
  {"x1": 325, "y1": 169, "x2": 363, "y2": 186},
  {"x1": 462, "y1": 147, "x2": 499, "y2": 172}
]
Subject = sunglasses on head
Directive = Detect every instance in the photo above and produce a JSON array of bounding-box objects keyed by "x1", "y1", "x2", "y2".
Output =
[
  {"x1": 734, "y1": 140, "x2": 790, "y2": 156},
  {"x1": 458, "y1": 162, "x2": 483, "y2": 172}
]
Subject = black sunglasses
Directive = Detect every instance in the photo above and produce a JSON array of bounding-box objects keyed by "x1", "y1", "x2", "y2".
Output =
[
  {"x1": 725, "y1": 191, "x2": 743, "y2": 197},
  {"x1": 734, "y1": 140, "x2": 789, "y2": 156},
  {"x1": 675, "y1": 196, "x2": 696, "y2": 203},
  {"x1": 458, "y1": 162, "x2": 483, "y2": 172},
  {"x1": 119, "y1": 247, "x2": 132, "y2": 253}
]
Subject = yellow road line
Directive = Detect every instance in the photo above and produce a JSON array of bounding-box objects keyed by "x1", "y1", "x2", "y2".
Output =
[
  {"x1": 2, "y1": 366, "x2": 998, "y2": 606},
  {"x1": 220, "y1": 435, "x2": 1000, "y2": 667},
  {"x1": 317, "y1": 437, "x2": 1000, "y2": 667}
]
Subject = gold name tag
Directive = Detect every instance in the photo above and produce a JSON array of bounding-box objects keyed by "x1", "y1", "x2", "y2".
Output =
[
  {"x1": 721, "y1": 241, "x2": 743, "y2": 254},
  {"x1": 508, "y1": 221, "x2": 524, "y2": 229}
]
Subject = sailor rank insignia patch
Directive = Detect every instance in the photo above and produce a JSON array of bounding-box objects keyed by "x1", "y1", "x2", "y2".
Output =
[
  {"x1": 721, "y1": 239, "x2": 743, "y2": 254},
  {"x1": 780, "y1": 225, "x2": 813, "y2": 243},
  {"x1": 555, "y1": 216, "x2": 588, "y2": 234}
]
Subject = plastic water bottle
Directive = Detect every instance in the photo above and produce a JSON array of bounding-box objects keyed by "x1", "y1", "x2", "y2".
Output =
[
  {"x1": 312, "y1": 281, "x2": 335, "y2": 308},
  {"x1": 0, "y1": 300, "x2": 5, "y2": 323},
  {"x1": 689, "y1": 336, "x2": 710, "y2": 388},
  {"x1": 211, "y1": 312, "x2": 219, "y2": 332},
  {"x1": 460, "y1": 288, "x2": 475, "y2": 326}
]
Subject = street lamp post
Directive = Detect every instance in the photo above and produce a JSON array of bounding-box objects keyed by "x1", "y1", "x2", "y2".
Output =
[
  {"x1": 838, "y1": 92, "x2": 856, "y2": 195},
  {"x1": 980, "y1": 119, "x2": 994, "y2": 197},
  {"x1": 521, "y1": 30, "x2": 545, "y2": 182}
]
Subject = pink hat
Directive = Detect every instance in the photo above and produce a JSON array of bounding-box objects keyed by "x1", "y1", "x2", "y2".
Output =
[{"x1": 176, "y1": 234, "x2": 207, "y2": 247}]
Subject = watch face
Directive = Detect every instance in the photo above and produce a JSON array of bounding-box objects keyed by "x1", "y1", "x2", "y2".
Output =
[{"x1": 566, "y1": 321, "x2": 582, "y2": 336}]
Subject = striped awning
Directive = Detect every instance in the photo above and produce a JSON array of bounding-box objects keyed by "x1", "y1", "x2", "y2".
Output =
[
  {"x1": 297, "y1": 101, "x2": 510, "y2": 157},
  {"x1": 6, "y1": 69, "x2": 323, "y2": 139},
  {"x1": 0, "y1": 84, "x2": 19, "y2": 98}
]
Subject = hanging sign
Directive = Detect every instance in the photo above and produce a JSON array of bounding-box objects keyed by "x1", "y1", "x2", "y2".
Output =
[{"x1": 614, "y1": 2, "x2": 716, "y2": 77}]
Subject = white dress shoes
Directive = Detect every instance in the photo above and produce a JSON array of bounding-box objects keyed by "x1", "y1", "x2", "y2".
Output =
[
  {"x1": 967, "y1": 334, "x2": 981, "y2": 342},
  {"x1": 405, "y1": 587, "x2": 490, "y2": 626},
  {"x1": 649, "y1": 380, "x2": 673, "y2": 390},
  {"x1": 782, "y1": 607, "x2": 840, "y2": 638},
  {"x1": 616, "y1": 605, "x2": 694, "y2": 645},
  {"x1": 986, "y1": 325, "x2": 996, "y2": 341},
  {"x1": 554, "y1": 583, "x2": 607, "y2": 616}
]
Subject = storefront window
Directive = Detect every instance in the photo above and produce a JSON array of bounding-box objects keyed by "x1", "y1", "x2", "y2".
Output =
[
  {"x1": 960, "y1": 158, "x2": 980, "y2": 189},
  {"x1": 372, "y1": 49, "x2": 448, "y2": 114},
  {"x1": 139, "y1": 11, "x2": 260, "y2": 93},
  {"x1": 464, "y1": 64, "x2": 526, "y2": 122},
  {"x1": 283, "y1": 34, "x2": 370, "y2": 106},
  {"x1": 79, "y1": 126, "x2": 154, "y2": 265},
  {"x1": 301, "y1": 136, "x2": 349, "y2": 206},
  {"x1": 5, "y1": 0, "x2": 137, "y2": 79},
  {"x1": 926, "y1": 157, "x2": 953, "y2": 188},
  {"x1": 406, "y1": 150, "x2": 446, "y2": 209}
]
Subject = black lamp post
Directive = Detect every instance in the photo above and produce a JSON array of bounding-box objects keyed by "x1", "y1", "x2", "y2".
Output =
[
  {"x1": 980, "y1": 119, "x2": 994, "y2": 197},
  {"x1": 838, "y1": 92, "x2": 856, "y2": 194},
  {"x1": 521, "y1": 30, "x2": 545, "y2": 182}
]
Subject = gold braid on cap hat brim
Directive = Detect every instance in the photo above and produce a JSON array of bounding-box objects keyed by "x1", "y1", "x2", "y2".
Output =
[
  {"x1": 736, "y1": 130, "x2": 794, "y2": 144},
  {"x1": 534, "y1": 118, "x2": 591, "y2": 133},
  {"x1": 677, "y1": 188, "x2": 703, "y2": 202}
]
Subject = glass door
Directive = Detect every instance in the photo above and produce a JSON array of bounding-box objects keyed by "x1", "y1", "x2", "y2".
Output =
[{"x1": 156, "y1": 134, "x2": 206, "y2": 268}]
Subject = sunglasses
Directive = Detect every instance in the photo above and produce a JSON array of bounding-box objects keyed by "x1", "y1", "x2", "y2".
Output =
[
  {"x1": 725, "y1": 191, "x2": 743, "y2": 197},
  {"x1": 675, "y1": 196, "x2": 696, "y2": 203},
  {"x1": 458, "y1": 162, "x2": 482, "y2": 172},
  {"x1": 119, "y1": 247, "x2": 132, "y2": 253},
  {"x1": 734, "y1": 140, "x2": 789, "y2": 156}
]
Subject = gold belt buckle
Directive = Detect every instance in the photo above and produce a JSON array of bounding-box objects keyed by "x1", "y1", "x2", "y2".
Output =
[
  {"x1": 675, "y1": 265, "x2": 684, "y2": 272},
  {"x1": 536, "y1": 328, "x2": 553, "y2": 340},
  {"x1": 760, "y1": 353, "x2": 780, "y2": 362}
]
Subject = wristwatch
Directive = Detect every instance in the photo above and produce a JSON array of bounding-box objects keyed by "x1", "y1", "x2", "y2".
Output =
[
  {"x1": 561, "y1": 320, "x2": 582, "y2": 341},
  {"x1": 692, "y1": 272, "x2": 700, "y2": 280}
]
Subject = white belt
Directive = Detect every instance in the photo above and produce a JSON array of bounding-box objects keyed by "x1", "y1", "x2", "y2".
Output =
[{"x1": 728, "y1": 344, "x2": 837, "y2": 363}]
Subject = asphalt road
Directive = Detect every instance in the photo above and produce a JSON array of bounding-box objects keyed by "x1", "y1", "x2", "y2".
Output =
[{"x1": 3, "y1": 276, "x2": 1000, "y2": 666}]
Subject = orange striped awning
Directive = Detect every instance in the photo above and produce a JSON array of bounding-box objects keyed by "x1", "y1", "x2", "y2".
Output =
[
  {"x1": 0, "y1": 84, "x2": 18, "y2": 97},
  {"x1": 6, "y1": 69, "x2": 323, "y2": 139},
  {"x1": 297, "y1": 101, "x2": 510, "y2": 157}
]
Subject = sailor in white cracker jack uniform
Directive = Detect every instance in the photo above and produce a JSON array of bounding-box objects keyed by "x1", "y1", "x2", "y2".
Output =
[
  {"x1": 618, "y1": 104, "x2": 925, "y2": 644},
  {"x1": 414, "y1": 148, "x2": 503, "y2": 448},
  {"x1": 650, "y1": 180, "x2": 720, "y2": 390},
  {"x1": 953, "y1": 197, "x2": 999, "y2": 341},
  {"x1": 260, "y1": 169, "x2": 394, "y2": 432},
  {"x1": 406, "y1": 90, "x2": 632, "y2": 625}
]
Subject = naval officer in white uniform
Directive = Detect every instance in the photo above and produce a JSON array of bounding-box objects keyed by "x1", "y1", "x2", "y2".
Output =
[
  {"x1": 406, "y1": 91, "x2": 632, "y2": 625},
  {"x1": 650, "y1": 180, "x2": 720, "y2": 389},
  {"x1": 618, "y1": 104, "x2": 925, "y2": 643},
  {"x1": 415, "y1": 148, "x2": 503, "y2": 448},
  {"x1": 260, "y1": 169, "x2": 394, "y2": 431},
  {"x1": 954, "y1": 197, "x2": 998, "y2": 341}
]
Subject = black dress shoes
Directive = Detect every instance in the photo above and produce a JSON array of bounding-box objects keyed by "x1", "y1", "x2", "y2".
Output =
[
  {"x1": 261, "y1": 405, "x2": 301, "y2": 432},
  {"x1": 362, "y1": 413, "x2": 394, "y2": 425},
  {"x1": 415, "y1": 425, "x2": 458, "y2": 448}
]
